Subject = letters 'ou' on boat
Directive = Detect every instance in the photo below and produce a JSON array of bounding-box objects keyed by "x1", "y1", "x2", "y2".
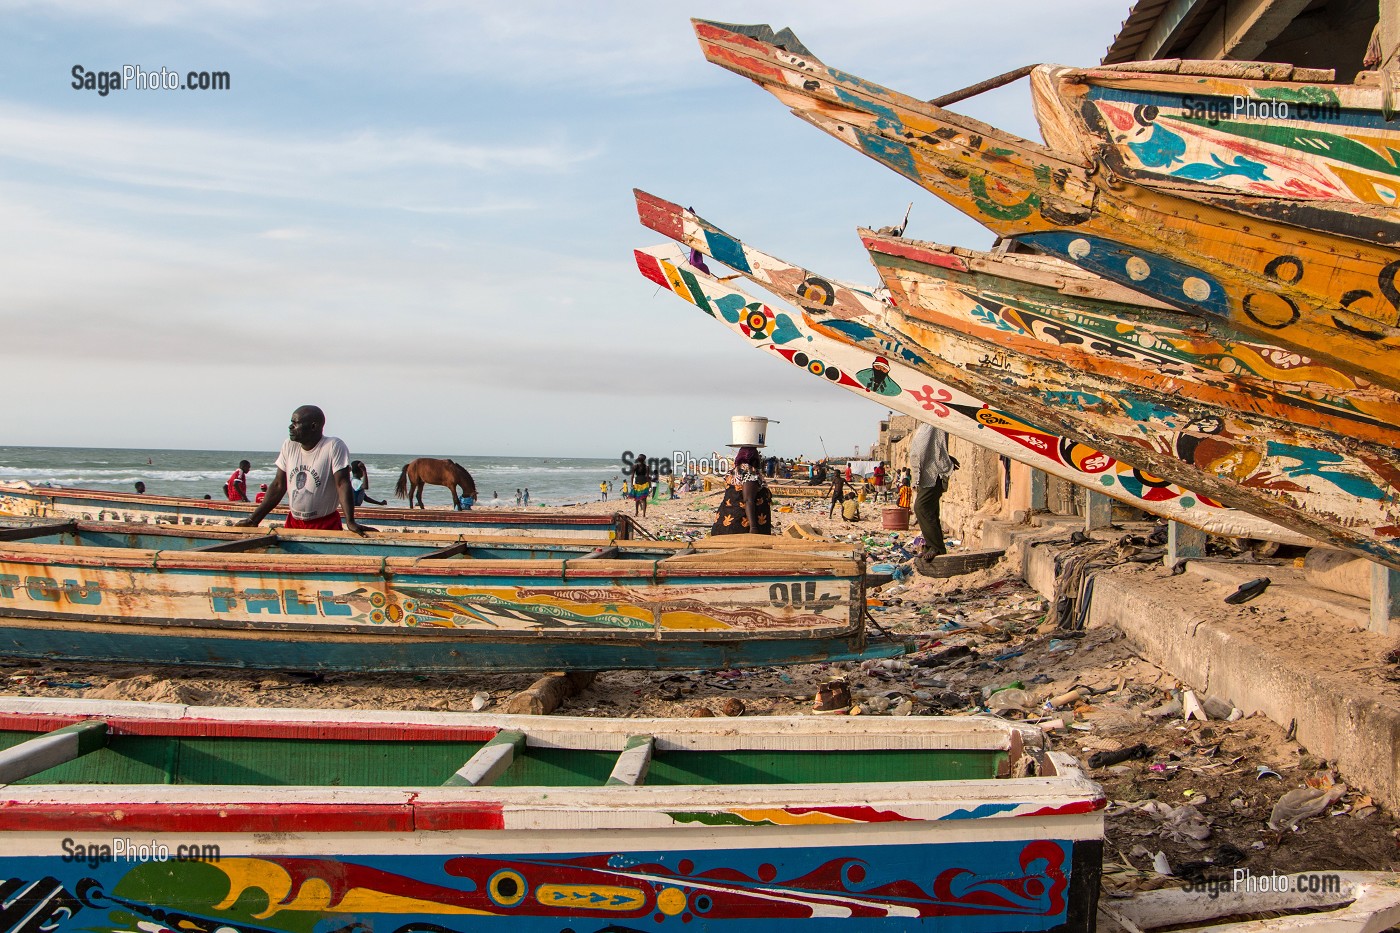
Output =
[
  {"x1": 1029, "y1": 61, "x2": 1399, "y2": 209},
  {"x1": 635, "y1": 225, "x2": 1400, "y2": 572},
  {"x1": 0, "y1": 698, "x2": 1105, "y2": 932},
  {"x1": 0, "y1": 480, "x2": 639, "y2": 540},
  {"x1": 692, "y1": 20, "x2": 1400, "y2": 395},
  {"x1": 860, "y1": 229, "x2": 1400, "y2": 449},
  {"x1": 0, "y1": 521, "x2": 881, "y2": 672},
  {"x1": 632, "y1": 196, "x2": 1310, "y2": 547}
]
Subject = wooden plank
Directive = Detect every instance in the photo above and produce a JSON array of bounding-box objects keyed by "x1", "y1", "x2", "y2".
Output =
[
  {"x1": 0, "y1": 720, "x2": 107, "y2": 783},
  {"x1": 443, "y1": 730, "x2": 526, "y2": 786},
  {"x1": 0, "y1": 520, "x2": 77, "y2": 542},
  {"x1": 606, "y1": 734, "x2": 654, "y2": 786},
  {"x1": 574, "y1": 546, "x2": 621, "y2": 560},
  {"x1": 188, "y1": 533, "x2": 280, "y2": 553}
]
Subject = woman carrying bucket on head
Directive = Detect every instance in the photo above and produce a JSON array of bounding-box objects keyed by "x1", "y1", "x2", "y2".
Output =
[{"x1": 711, "y1": 416, "x2": 775, "y2": 537}]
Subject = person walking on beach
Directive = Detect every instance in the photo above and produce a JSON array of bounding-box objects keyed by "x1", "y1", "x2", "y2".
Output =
[
  {"x1": 515, "y1": 488, "x2": 522, "y2": 506},
  {"x1": 871, "y1": 461, "x2": 887, "y2": 502},
  {"x1": 908, "y1": 422, "x2": 958, "y2": 557},
  {"x1": 523, "y1": 487, "x2": 530, "y2": 506},
  {"x1": 630, "y1": 453, "x2": 651, "y2": 518},
  {"x1": 235, "y1": 404, "x2": 367, "y2": 534},
  {"x1": 600, "y1": 480, "x2": 608, "y2": 501},
  {"x1": 350, "y1": 460, "x2": 387, "y2": 506},
  {"x1": 828, "y1": 468, "x2": 847, "y2": 518},
  {"x1": 225, "y1": 460, "x2": 252, "y2": 502}
]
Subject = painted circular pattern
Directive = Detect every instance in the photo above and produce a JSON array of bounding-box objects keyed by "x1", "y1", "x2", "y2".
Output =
[
  {"x1": 807, "y1": 360, "x2": 825, "y2": 376},
  {"x1": 657, "y1": 887, "x2": 687, "y2": 916},
  {"x1": 386, "y1": 604, "x2": 403, "y2": 622},
  {"x1": 793, "y1": 352, "x2": 810, "y2": 368},
  {"x1": 823, "y1": 367, "x2": 842, "y2": 382},
  {"x1": 1125, "y1": 256, "x2": 1151, "y2": 281},
  {"x1": 370, "y1": 609, "x2": 385, "y2": 623},
  {"x1": 487, "y1": 869, "x2": 528, "y2": 907},
  {"x1": 1182, "y1": 276, "x2": 1212, "y2": 302},
  {"x1": 1068, "y1": 237, "x2": 1091, "y2": 260},
  {"x1": 369, "y1": 592, "x2": 386, "y2": 608},
  {"x1": 692, "y1": 894, "x2": 713, "y2": 914}
]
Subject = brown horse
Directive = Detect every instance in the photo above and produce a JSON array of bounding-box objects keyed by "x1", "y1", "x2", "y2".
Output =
[{"x1": 395, "y1": 458, "x2": 478, "y2": 509}]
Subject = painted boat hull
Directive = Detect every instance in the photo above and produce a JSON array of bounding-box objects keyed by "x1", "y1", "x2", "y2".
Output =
[
  {"x1": 702, "y1": 475, "x2": 829, "y2": 497},
  {"x1": 1031, "y1": 63, "x2": 1400, "y2": 209},
  {"x1": 0, "y1": 698, "x2": 1105, "y2": 932},
  {"x1": 0, "y1": 524, "x2": 873, "y2": 672},
  {"x1": 860, "y1": 231, "x2": 1400, "y2": 449},
  {"x1": 633, "y1": 192, "x2": 1311, "y2": 547},
  {"x1": 692, "y1": 21, "x2": 1400, "y2": 395},
  {"x1": 0, "y1": 482, "x2": 636, "y2": 540}
]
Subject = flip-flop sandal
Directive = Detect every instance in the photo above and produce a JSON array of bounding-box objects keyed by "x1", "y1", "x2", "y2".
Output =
[{"x1": 1224, "y1": 577, "x2": 1271, "y2": 604}]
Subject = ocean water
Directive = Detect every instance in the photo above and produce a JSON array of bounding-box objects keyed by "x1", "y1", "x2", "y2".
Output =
[{"x1": 0, "y1": 446, "x2": 630, "y2": 509}]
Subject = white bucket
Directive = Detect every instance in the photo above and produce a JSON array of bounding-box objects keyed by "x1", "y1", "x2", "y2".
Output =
[{"x1": 731, "y1": 415, "x2": 776, "y2": 447}]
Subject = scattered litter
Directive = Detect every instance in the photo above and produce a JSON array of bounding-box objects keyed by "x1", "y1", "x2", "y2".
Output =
[
  {"x1": 1087, "y1": 743, "x2": 1153, "y2": 769},
  {"x1": 470, "y1": 691, "x2": 490, "y2": 711},
  {"x1": 1269, "y1": 777, "x2": 1348, "y2": 831}
]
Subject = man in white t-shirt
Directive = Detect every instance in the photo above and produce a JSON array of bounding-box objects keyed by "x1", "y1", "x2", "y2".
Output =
[{"x1": 235, "y1": 405, "x2": 367, "y2": 533}]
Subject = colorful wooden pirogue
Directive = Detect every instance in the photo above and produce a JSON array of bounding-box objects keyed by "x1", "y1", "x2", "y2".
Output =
[
  {"x1": 0, "y1": 522, "x2": 877, "y2": 672},
  {"x1": 0, "y1": 481, "x2": 638, "y2": 540},
  {"x1": 634, "y1": 201, "x2": 1400, "y2": 568},
  {"x1": 632, "y1": 194, "x2": 1310, "y2": 548},
  {"x1": 0, "y1": 697, "x2": 1105, "y2": 933},
  {"x1": 692, "y1": 21, "x2": 1400, "y2": 395},
  {"x1": 860, "y1": 230, "x2": 1400, "y2": 448},
  {"x1": 1029, "y1": 61, "x2": 1396, "y2": 208}
]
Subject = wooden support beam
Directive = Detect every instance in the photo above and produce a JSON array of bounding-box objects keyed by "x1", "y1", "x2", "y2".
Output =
[
  {"x1": 0, "y1": 720, "x2": 108, "y2": 783},
  {"x1": 443, "y1": 730, "x2": 526, "y2": 787},
  {"x1": 1084, "y1": 490, "x2": 1113, "y2": 531},
  {"x1": 1371, "y1": 563, "x2": 1400, "y2": 635},
  {"x1": 419, "y1": 541, "x2": 471, "y2": 560},
  {"x1": 1030, "y1": 470, "x2": 1048, "y2": 512},
  {"x1": 1183, "y1": 0, "x2": 1314, "y2": 61},
  {"x1": 1166, "y1": 521, "x2": 1208, "y2": 564},
  {"x1": 189, "y1": 534, "x2": 280, "y2": 553},
  {"x1": 606, "y1": 735, "x2": 655, "y2": 786},
  {"x1": 0, "y1": 520, "x2": 78, "y2": 542}
]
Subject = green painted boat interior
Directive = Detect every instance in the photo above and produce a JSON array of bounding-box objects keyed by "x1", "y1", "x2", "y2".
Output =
[{"x1": 0, "y1": 731, "x2": 1004, "y2": 785}]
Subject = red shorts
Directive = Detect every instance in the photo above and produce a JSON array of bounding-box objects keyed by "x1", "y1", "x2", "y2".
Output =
[{"x1": 284, "y1": 512, "x2": 343, "y2": 531}]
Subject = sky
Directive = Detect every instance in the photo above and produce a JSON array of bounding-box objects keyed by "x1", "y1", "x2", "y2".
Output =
[{"x1": 0, "y1": 0, "x2": 1132, "y2": 459}]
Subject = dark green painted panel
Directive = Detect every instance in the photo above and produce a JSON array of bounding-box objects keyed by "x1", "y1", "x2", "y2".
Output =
[
  {"x1": 0, "y1": 733, "x2": 998, "y2": 787},
  {"x1": 646, "y1": 749, "x2": 1004, "y2": 785}
]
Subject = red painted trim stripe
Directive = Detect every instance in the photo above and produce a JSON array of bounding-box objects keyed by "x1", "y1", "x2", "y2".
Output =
[
  {"x1": 1021, "y1": 798, "x2": 1108, "y2": 818},
  {"x1": 0, "y1": 713, "x2": 499, "y2": 743},
  {"x1": 0, "y1": 800, "x2": 506, "y2": 833},
  {"x1": 861, "y1": 235, "x2": 970, "y2": 272},
  {"x1": 635, "y1": 250, "x2": 671, "y2": 290},
  {"x1": 635, "y1": 190, "x2": 685, "y2": 241}
]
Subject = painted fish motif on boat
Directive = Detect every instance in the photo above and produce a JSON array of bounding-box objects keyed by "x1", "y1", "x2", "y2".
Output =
[{"x1": 1031, "y1": 65, "x2": 1400, "y2": 206}]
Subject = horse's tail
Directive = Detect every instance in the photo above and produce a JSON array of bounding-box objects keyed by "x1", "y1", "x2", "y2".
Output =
[{"x1": 395, "y1": 463, "x2": 411, "y2": 499}]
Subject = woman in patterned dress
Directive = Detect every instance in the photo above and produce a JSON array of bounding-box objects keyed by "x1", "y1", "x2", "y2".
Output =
[{"x1": 710, "y1": 445, "x2": 772, "y2": 536}]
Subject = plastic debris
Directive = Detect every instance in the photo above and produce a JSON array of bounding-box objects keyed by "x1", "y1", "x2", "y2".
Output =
[
  {"x1": 470, "y1": 691, "x2": 490, "y2": 711},
  {"x1": 1268, "y1": 778, "x2": 1348, "y2": 831}
]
